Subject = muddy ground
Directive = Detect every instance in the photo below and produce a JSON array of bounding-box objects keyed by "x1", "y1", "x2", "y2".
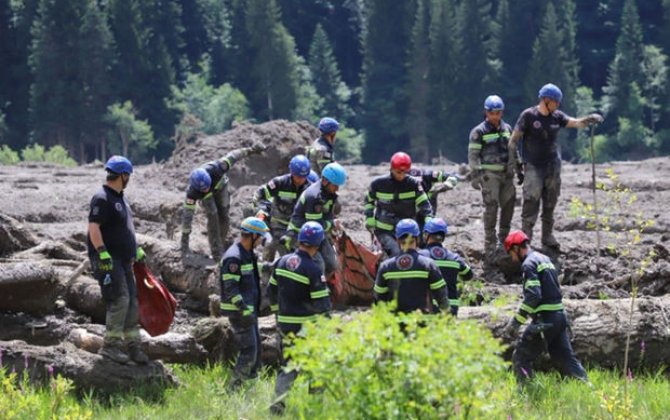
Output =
[{"x1": 1, "y1": 120, "x2": 670, "y2": 357}]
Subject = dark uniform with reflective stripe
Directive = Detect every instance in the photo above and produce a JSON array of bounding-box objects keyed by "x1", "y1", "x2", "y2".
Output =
[
  {"x1": 306, "y1": 136, "x2": 334, "y2": 176},
  {"x1": 364, "y1": 175, "x2": 433, "y2": 257},
  {"x1": 87, "y1": 185, "x2": 140, "y2": 342},
  {"x1": 514, "y1": 107, "x2": 569, "y2": 245},
  {"x1": 287, "y1": 181, "x2": 339, "y2": 277},
  {"x1": 269, "y1": 249, "x2": 331, "y2": 402},
  {"x1": 418, "y1": 244, "x2": 473, "y2": 315},
  {"x1": 253, "y1": 174, "x2": 312, "y2": 262},
  {"x1": 468, "y1": 119, "x2": 515, "y2": 255},
  {"x1": 182, "y1": 147, "x2": 255, "y2": 258},
  {"x1": 219, "y1": 241, "x2": 262, "y2": 381},
  {"x1": 512, "y1": 250, "x2": 586, "y2": 383},
  {"x1": 374, "y1": 250, "x2": 448, "y2": 313},
  {"x1": 408, "y1": 168, "x2": 451, "y2": 213}
]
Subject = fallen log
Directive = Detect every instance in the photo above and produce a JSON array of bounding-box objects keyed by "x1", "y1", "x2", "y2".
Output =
[
  {"x1": 0, "y1": 262, "x2": 61, "y2": 314},
  {"x1": 0, "y1": 340, "x2": 178, "y2": 393},
  {"x1": 0, "y1": 213, "x2": 38, "y2": 256},
  {"x1": 460, "y1": 296, "x2": 670, "y2": 369},
  {"x1": 65, "y1": 275, "x2": 105, "y2": 323}
]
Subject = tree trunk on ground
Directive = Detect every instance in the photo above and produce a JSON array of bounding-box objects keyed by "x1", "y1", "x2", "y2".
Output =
[
  {"x1": 0, "y1": 213, "x2": 38, "y2": 256},
  {"x1": 0, "y1": 262, "x2": 61, "y2": 314},
  {"x1": 0, "y1": 340, "x2": 178, "y2": 393}
]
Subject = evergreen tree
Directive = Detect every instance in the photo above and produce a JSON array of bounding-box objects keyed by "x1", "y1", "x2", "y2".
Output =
[
  {"x1": 427, "y1": 0, "x2": 459, "y2": 160},
  {"x1": 406, "y1": 0, "x2": 431, "y2": 162},
  {"x1": 180, "y1": 0, "x2": 212, "y2": 69},
  {"x1": 453, "y1": 0, "x2": 500, "y2": 161},
  {"x1": 77, "y1": 0, "x2": 114, "y2": 161},
  {"x1": 308, "y1": 23, "x2": 352, "y2": 123},
  {"x1": 360, "y1": 0, "x2": 415, "y2": 163},
  {"x1": 0, "y1": 0, "x2": 12, "y2": 112},
  {"x1": 557, "y1": 0, "x2": 580, "y2": 115},
  {"x1": 602, "y1": 0, "x2": 645, "y2": 122},
  {"x1": 109, "y1": 0, "x2": 178, "y2": 157},
  {"x1": 245, "y1": 0, "x2": 301, "y2": 120},
  {"x1": 524, "y1": 4, "x2": 568, "y2": 107},
  {"x1": 139, "y1": 0, "x2": 186, "y2": 79},
  {"x1": 29, "y1": 0, "x2": 85, "y2": 150}
]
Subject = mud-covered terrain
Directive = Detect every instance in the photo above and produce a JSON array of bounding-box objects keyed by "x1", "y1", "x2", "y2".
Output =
[{"x1": 1, "y1": 120, "x2": 670, "y2": 390}]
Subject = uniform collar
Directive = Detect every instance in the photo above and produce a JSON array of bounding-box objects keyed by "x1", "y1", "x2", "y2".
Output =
[{"x1": 103, "y1": 184, "x2": 123, "y2": 197}]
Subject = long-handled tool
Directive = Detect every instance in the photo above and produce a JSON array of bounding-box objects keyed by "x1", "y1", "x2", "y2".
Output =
[{"x1": 589, "y1": 124, "x2": 601, "y2": 261}]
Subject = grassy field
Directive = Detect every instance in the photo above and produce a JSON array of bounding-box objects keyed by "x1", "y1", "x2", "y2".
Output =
[{"x1": 2, "y1": 363, "x2": 669, "y2": 419}]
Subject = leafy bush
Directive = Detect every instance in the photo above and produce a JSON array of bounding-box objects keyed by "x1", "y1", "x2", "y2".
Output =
[
  {"x1": 18, "y1": 144, "x2": 77, "y2": 166},
  {"x1": 334, "y1": 126, "x2": 364, "y2": 163},
  {"x1": 0, "y1": 368, "x2": 92, "y2": 419},
  {"x1": 0, "y1": 145, "x2": 20, "y2": 165},
  {"x1": 286, "y1": 303, "x2": 511, "y2": 419}
]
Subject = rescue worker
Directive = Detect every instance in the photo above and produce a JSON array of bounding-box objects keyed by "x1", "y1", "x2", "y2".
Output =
[
  {"x1": 374, "y1": 219, "x2": 449, "y2": 313},
  {"x1": 284, "y1": 162, "x2": 347, "y2": 279},
  {"x1": 219, "y1": 216, "x2": 270, "y2": 389},
  {"x1": 468, "y1": 95, "x2": 516, "y2": 260},
  {"x1": 418, "y1": 218, "x2": 473, "y2": 316},
  {"x1": 509, "y1": 83, "x2": 603, "y2": 249},
  {"x1": 306, "y1": 117, "x2": 339, "y2": 175},
  {"x1": 87, "y1": 156, "x2": 148, "y2": 364},
  {"x1": 365, "y1": 152, "x2": 433, "y2": 257},
  {"x1": 407, "y1": 167, "x2": 459, "y2": 228},
  {"x1": 253, "y1": 154, "x2": 312, "y2": 262},
  {"x1": 268, "y1": 221, "x2": 332, "y2": 415},
  {"x1": 501, "y1": 230, "x2": 587, "y2": 386},
  {"x1": 181, "y1": 143, "x2": 266, "y2": 259}
]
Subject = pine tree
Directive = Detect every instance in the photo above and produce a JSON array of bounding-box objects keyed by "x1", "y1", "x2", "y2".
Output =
[
  {"x1": 0, "y1": 0, "x2": 12, "y2": 112},
  {"x1": 308, "y1": 23, "x2": 352, "y2": 123},
  {"x1": 602, "y1": 0, "x2": 645, "y2": 121},
  {"x1": 427, "y1": 0, "x2": 459, "y2": 160},
  {"x1": 453, "y1": 0, "x2": 500, "y2": 162},
  {"x1": 557, "y1": 0, "x2": 580, "y2": 115},
  {"x1": 245, "y1": 0, "x2": 301, "y2": 120},
  {"x1": 406, "y1": 0, "x2": 431, "y2": 162},
  {"x1": 139, "y1": 0, "x2": 186, "y2": 79},
  {"x1": 360, "y1": 0, "x2": 415, "y2": 163},
  {"x1": 180, "y1": 0, "x2": 212, "y2": 69},
  {"x1": 108, "y1": 0, "x2": 178, "y2": 156}
]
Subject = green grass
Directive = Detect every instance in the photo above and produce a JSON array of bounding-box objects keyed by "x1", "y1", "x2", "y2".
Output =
[{"x1": 3, "y1": 364, "x2": 670, "y2": 419}]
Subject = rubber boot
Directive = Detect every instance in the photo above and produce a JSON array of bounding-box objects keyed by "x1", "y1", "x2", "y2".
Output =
[
  {"x1": 542, "y1": 221, "x2": 560, "y2": 249},
  {"x1": 128, "y1": 341, "x2": 149, "y2": 364},
  {"x1": 99, "y1": 338, "x2": 130, "y2": 364}
]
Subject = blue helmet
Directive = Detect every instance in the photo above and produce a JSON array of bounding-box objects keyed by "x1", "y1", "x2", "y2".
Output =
[
  {"x1": 395, "y1": 218, "x2": 420, "y2": 239},
  {"x1": 538, "y1": 83, "x2": 563, "y2": 103},
  {"x1": 307, "y1": 170, "x2": 319, "y2": 183},
  {"x1": 318, "y1": 117, "x2": 339, "y2": 134},
  {"x1": 298, "y1": 221, "x2": 325, "y2": 246},
  {"x1": 423, "y1": 218, "x2": 448, "y2": 235},
  {"x1": 105, "y1": 155, "x2": 133, "y2": 174},
  {"x1": 241, "y1": 217, "x2": 270, "y2": 236},
  {"x1": 484, "y1": 95, "x2": 505, "y2": 111},
  {"x1": 189, "y1": 168, "x2": 212, "y2": 192},
  {"x1": 322, "y1": 162, "x2": 347, "y2": 186},
  {"x1": 289, "y1": 154, "x2": 311, "y2": 177}
]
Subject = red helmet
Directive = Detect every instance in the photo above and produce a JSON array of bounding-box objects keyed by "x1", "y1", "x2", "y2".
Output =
[
  {"x1": 390, "y1": 152, "x2": 412, "y2": 171},
  {"x1": 504, "y1": 230, "x2": 530, "y2": 252}
]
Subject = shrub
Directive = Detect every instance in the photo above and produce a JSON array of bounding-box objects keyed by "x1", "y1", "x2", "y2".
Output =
[
  {"x1": 44, "y1": 145, "x2": 77, "y2": 167},
  {"x1": 0, "y1": 145, "x2": 20, "y2": 165},
  {"x1": 334, "y1": 126, "x2": 364, "y2": 163},
  {"x1": 286, "y1": 303, "x2": 511, "y2": 419},
  {"x1": 21, "y1": 144, "x2": 46, "y2": 162}
]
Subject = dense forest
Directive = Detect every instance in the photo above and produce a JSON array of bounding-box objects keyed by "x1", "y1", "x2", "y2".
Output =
[{"x1": 1, "y1": 0, "x2": 669, "y2": 164}]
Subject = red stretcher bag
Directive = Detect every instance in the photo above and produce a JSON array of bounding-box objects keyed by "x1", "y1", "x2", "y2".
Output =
[{"x1": 133, "y1": 262, "x2": 177, "y2": 336}]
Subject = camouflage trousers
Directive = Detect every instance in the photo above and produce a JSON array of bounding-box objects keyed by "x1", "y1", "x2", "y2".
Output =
[
  {"x1": 521, "y1": 160, "x2": 561, "y2": 243},
  {"x1": 480, "y1": 171, "x2": 515, "y2": 255}
]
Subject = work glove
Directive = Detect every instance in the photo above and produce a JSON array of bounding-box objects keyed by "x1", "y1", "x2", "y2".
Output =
[
  {"x1": 585, "y1": 113, "x2": 604, "y2": 125},
  {"x1": 444, "y1": 175, "x2": 459, "y2": 189},
  {"x1": 502, "y1": 317, "x2": 521, "y2": 340},
  {"x1": 96, "y1": 247, "x2": 113, "y2": 275},
  {"x1": 516, "y1": 162, "x2": 524, "y2": 186},
  {"x1": 250, "y1": 142, "x2": 267, "y2": 154},
  {"x1": 135, "y1": 246, "x2": 146, "y2": 263},
  {"x1": 180, "y1": 233, "x2": 190, "y2": 254},
  {"x1": 280, "y1": 235, "x2": 293, "y2": 252}
]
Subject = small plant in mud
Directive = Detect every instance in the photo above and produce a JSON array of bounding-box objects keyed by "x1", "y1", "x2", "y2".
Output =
[
  {"x1": 568, "y1": 168, "x2": 656, "y2": 400},
  {"x1": 457, "y1": 278, "x2": 490, "y2": 306}
]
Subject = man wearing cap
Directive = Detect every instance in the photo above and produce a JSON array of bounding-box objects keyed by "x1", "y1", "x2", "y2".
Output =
[
  {"x1": 508, "y1": 83, "x2": 603, "y2": 249},
  {"x1": 87, "y1": 156, "x2": 149, "y2": 364},
  {"x1": 219, "y1": 216, "x2": 270, "y2": 388}
]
